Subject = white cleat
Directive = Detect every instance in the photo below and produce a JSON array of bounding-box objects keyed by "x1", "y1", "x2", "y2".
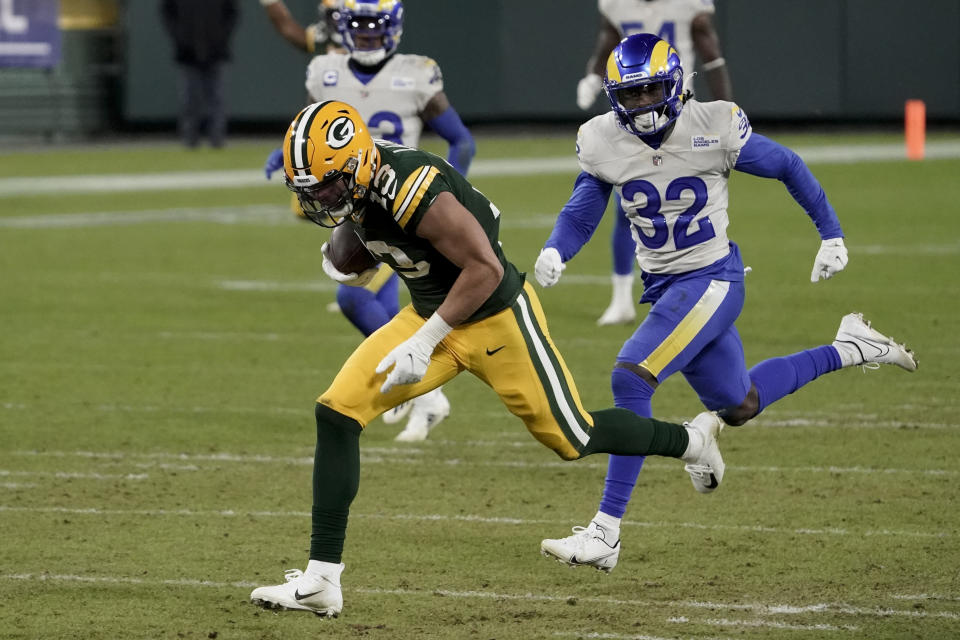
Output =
[
  {"x1": 833, "y1": 312, "x2": 918, "y2": 371},
  {"x1": 394, "y1": 389, "x2": 450, "y2": 442},
  {"x1": 250, "y1": 564, "x2": 344, "y2": 617},
  {"x1": 596, "y1": 303, "x2": 636, "y2": 326},
  {"x1": 683, "y1": 411, "x2": 725, "y2": 494},
  {"x1": 540, "y1": 521, "x2": 620, "y2": 573},
  {"x1": 381, "y1": 400, "x2": 412, "y2": 425}
]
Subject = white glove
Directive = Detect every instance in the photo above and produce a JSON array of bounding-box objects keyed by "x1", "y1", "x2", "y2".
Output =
[
  {"x1": 321, "y1": 242, "x2": 378, "y2": 287},
  {"x1": 810, "y1": 238, "x2": 849, "y2": 282},
  {"x1": 576, "y1": 73, "x2": 603, "y2": 110},
  {"x1": 376, "y1": 313, "x2": 453, "y2": 393},
  {"x1": 534, "y1": 247, "x2": 565, "y2": 287}
]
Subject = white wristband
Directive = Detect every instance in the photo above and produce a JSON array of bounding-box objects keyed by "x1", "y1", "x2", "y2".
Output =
[
  {"x1": 702, "y1": 57, "x2": 726, "y2": 71},
  {"x1": 417, "y1": 312, "x2": 454, "y2": 348},
  {"x1": 260, "y1": 0, "x2": 280, "y2": 6}
]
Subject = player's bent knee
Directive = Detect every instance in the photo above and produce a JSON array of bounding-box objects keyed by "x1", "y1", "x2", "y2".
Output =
[
  {"x1": 719, "y1": 387, "x2": 759, "y2": 426},
  {"x1": 316, "y1": 402, "x2": 364, "y2": 435},
  {"x1": 529, "y1": 427, "x2": 583, "y2": 461},
  {"x1": 613, "y1": 361, "x2": 659, "y2": 389},
  {"x1": 337, "y1": 286, "x2": 373, "y2": 313}
]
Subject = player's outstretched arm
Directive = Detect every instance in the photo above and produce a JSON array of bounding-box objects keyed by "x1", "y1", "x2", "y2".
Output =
[
  {"x1": 734, "y1": 134, "x2": 847, "y2": 281},
  {"x1": 423, "y1": 92, "x2": 476, "y2": 176},
  {"x1": 691, "y1": 12, "x2": 733, "y2": 101},
  {"x1": 263, "y1": 148, "x2": 284, "y2": 179},
  {"x1": 418, "y1": 192, "x2": 503, "y2": 327},
  {"x1": 260, "y1": 0, "x2": 311, "y2": 53},
  {"x1": 537, "y1": 171, "x2": 613, "y2": 286},
  {"x1": 375, "y1": 192, "x2": 502, "y2": 392}
]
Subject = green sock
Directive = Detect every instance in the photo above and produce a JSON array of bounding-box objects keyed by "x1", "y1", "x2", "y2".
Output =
[
  {"x1": 582, "y1": 408, "x2": 688, "y2": 458},
  {"x1": 310, "y1": 403, "x2": 362, "y2": 563}
]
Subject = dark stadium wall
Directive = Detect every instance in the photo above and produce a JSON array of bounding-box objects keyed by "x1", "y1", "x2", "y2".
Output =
[{"x1": 123, "y1": 0, "x2": 960, "y2": 125}]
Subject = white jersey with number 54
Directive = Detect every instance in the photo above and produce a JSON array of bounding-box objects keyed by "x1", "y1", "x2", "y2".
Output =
[
  {"x1": 305, "y1": 53, "x2": 444, "y2": 148},
  {"x1": 576, "y1": 99, "x2": 752, "y2": 275},
  {"x1": 599, "y1": 0, "x2": 714, "y2": 69}
]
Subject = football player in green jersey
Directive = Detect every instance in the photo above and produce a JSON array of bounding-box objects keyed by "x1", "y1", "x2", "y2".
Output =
[{"x1": 248, "y1": 100, "x2": 726, "y2": 617}]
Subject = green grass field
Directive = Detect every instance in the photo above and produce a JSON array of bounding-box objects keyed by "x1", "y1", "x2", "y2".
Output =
[{"x1": 1, "y1": 131, "x2": 959, "y2": 639}]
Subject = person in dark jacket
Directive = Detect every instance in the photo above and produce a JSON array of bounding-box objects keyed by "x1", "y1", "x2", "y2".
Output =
[{"x1": 160, "y1": 0, "x2": 239, "y2": 148}]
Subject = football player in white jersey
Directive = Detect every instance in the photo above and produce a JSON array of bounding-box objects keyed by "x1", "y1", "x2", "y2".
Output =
[
  {"x1": 535, "y1": 34, "x2": 917, "y2": 573},
  {"x1": 264, "y1": 0, "x2": 476, "y2": 441},
  {"x1": 578, "y1": 0, "x2": 733, "y2": 327}
]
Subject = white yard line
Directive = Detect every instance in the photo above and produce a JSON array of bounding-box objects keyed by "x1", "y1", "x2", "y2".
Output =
[
  {"x1": 3, "y1": 201, "x2": 955, "y2": 268},
  {"x1": 667, "y1": 616, "x2": 860, "y2": 631},
  {"x1": 0, "y1": 204, "x2": 291, "y2": 229},
  {"x1": 10, "y1": 447, "x2": 959, "y2": 477},
  {"x1": 0, "y1": 505, "x2": 950, "y2": 539},
  {"x1": 215, "y1": 279, "x2": 338, "y2": 292},
  {"x1": 0, "y1": 469, "x2": 147, "y2": 481},
  {"x1": 1, "y1": 141, "x2": 958, "y2": 199},
  {"x1": 0, "y1": 572, "x2": 955, "y2": 623},
  {"x1": 2, "y1": 399, "x2": 955, "y2": 431}
]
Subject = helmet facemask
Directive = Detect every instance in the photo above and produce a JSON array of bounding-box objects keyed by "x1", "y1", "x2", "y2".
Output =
[
  {"x1": 608, "y1": 73, "x2": 682, "y2": 136},
  {"x1": 287, "y1": 156, "x2": 363, "y2": 228}
]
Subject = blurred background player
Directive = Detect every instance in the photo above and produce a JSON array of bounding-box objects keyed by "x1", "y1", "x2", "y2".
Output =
[
  {"x1": 160, "y1": 0, "x2": 239, "y2": 149},
  {"x1": 534, "y1": 33, "x2": 917, "y2": 572},
  {"x1": 263, "y1": 0, "x2": 476, "y2": 441},
  {"x1": 260, "y1": 0, "x2": 345, "y2": 54},
  {"x1": 577, "y1": 0, "x2": 733, "y2": 326}
]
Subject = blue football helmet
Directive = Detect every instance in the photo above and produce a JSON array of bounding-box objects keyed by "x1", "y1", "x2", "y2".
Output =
[
  {"x1": 603, "y1": 34, "x2": 685, "y2": 138},
  {"x1": 339, "y1": 0, "x2": 404, "y2": 66}
]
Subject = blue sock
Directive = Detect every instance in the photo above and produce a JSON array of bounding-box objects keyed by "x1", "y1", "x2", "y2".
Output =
[
  {"x1": 749, "y1": 345, "x2": 843, "y2": 414},
  {"x1": 337, "y1": 285, "x2": 393, "y2": 336},
  {"x1": 600, "y1": 367, "x2": 655, "y2": 518}
]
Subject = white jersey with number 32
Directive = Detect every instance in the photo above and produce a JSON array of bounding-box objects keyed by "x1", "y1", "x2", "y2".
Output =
[
  {"x1": 576, "y1": 99, "x2": 752, "y2": 275},
  {"x1": 305, "y1": 53, "x2": 444, "y2": 148}
]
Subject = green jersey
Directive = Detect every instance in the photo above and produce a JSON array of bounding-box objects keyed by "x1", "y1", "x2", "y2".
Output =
[{"x1": 355, "y1": 141, "x2": 525, "y2": 323}]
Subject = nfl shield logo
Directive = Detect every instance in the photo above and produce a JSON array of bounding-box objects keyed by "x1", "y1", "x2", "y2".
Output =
[{"x1": 653, "y1": 155, "x2": 663, "y2": 166}]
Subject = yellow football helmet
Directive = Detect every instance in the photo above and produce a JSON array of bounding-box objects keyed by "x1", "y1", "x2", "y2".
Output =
[{"x1": 283, "y1": 100, "x2": 379, "y2": 227}]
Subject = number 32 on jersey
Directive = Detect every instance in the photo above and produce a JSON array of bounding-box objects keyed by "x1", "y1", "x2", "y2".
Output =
[{"x1": 621, "y1": 176, "x2": 715, "y2": 250}]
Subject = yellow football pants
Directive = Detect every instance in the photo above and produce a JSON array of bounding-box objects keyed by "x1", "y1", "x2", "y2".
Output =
[{"x1": 319, "y1": 281, "x2": 594, "y2": 460}]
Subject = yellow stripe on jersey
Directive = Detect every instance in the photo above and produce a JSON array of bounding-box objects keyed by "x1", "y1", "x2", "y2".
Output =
[
  {"x1": 393, "y1": 165, "x2": 440, "y2": 229},
  {"x1": 639, "y1": 280, "x2": 730, "y2": 377},
  {"x1": 362, "y1": 263, "x2": 394, "y2": 293}
]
